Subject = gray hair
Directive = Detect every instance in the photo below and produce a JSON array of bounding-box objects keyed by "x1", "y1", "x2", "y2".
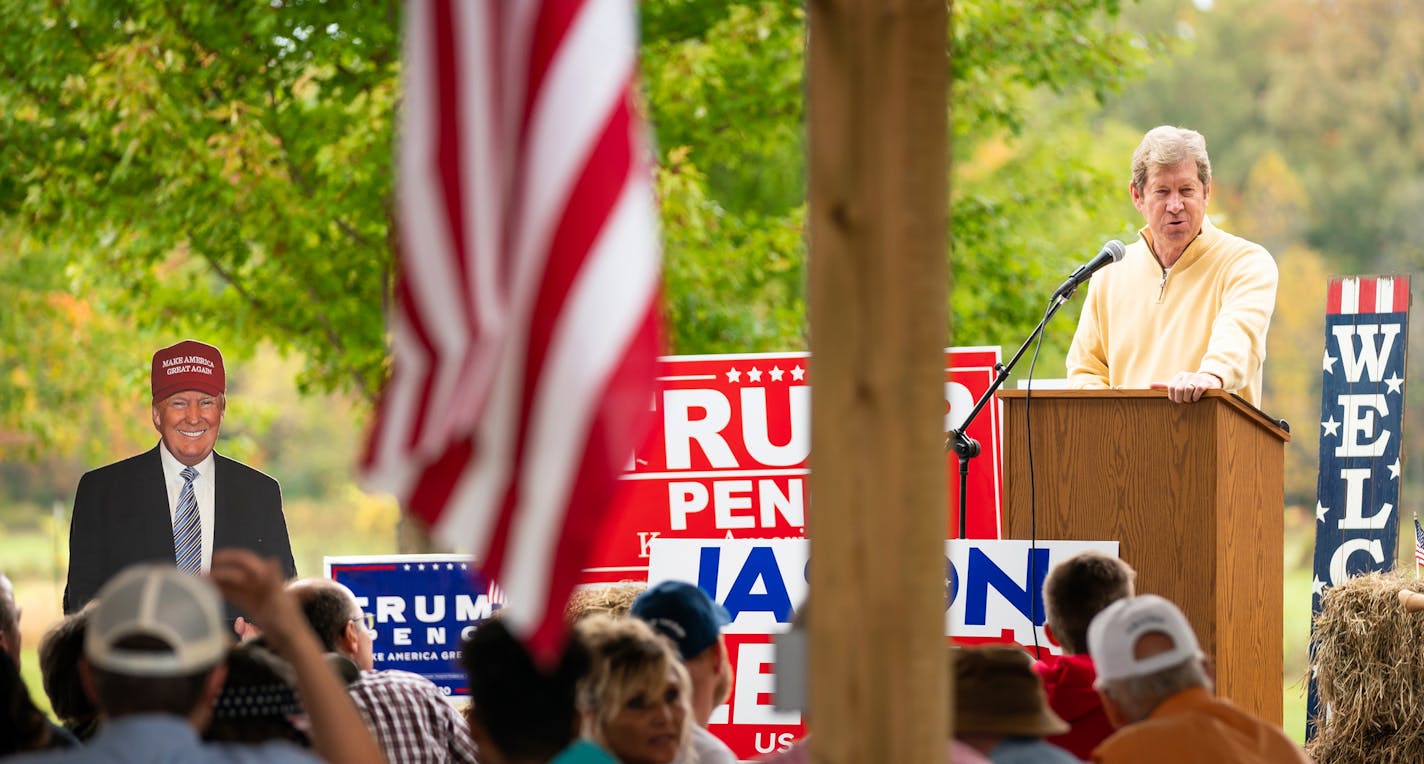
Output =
[
  {"x1": 1100, "y1": 657, "x2": 1211, "y2": 723},
  {"x1": 1131, "y1": 126, "x2": 1212, "y2": 194}
]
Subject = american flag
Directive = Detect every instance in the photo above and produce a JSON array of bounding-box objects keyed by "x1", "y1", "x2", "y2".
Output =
[
  {"x1": 1415, "y1": 518, "x2": 1424, "y2": 572},
  {"x1": 363, "y1": 0, "x2": 661, "y2": 662}
]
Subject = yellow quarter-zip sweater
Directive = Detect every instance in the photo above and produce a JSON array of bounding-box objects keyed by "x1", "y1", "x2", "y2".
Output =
[{"x1": 1066, "y1": 217, "x2": 1278, "y2": 407}]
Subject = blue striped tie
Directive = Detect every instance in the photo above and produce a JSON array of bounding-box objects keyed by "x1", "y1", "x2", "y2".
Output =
[{"x1": 173, "y1": 466, "x2": 202, "y2": 573}]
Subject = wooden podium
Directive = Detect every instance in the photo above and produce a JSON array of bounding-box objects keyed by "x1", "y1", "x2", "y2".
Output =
[{"x1": 997, "y1": 389, "x2": 1290, "y2": 723}]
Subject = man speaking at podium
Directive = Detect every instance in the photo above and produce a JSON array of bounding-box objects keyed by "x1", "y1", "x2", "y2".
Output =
[
  {"x1": 64, "y1": 340, "x2": 296, "y2": 615},
  {"x1": 1066, "y1": 126, "x2": 1278, "y2": 406}
]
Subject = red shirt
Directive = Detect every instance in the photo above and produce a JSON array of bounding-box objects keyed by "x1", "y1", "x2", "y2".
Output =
[{"x1": 1035, "y1": 653, "x2": 1115, "y2": 759}]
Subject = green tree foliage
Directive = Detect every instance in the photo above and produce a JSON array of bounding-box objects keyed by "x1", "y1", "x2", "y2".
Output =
[
  {"x1": 236, "y1": 345, "x2": 373, "y2": 500},
  {"x1": 949, "y1": 1, "x2": 1152, "y2": 354},
  {"x1": 1110, "y1": 0, "x2": 1424, "y2": 505},
  {"x1": 0, "y1": 0, "x2": 399, "y2": 406},
  {"x1": 1225, "y1": 150, "x2": 1328, "y2": 505},
  {"x1": 1262, "y1": 243, "x2": 1329, "y2": 507},
  {"x1": 644, "y1": 1, "x2": 808, "y2": 353},
  {"x1": 950, "y1": 104, "x2": 1144, "y2": 365},
  {"x1": 647, "y1": 0, "x2": 1152, "y2": 357},
  {"x1": 1110, "y1": 0, "x2": 1424, "y2": 271},
  {"x1": 0, "y1": 0, "x2": 1150, "y2": 462},
  {"x1": 0, "y1": 225, "x2": 157, "y2": 466}
]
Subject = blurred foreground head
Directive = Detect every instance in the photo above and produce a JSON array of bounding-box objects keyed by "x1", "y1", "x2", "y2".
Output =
[
  {"x1": 83, "y1": 564, "x2": 231, "y2": 720},
  {"x1": 953, "y1": 645, "x2": 1068, "y2": 739},
  {"x1": 461, "y1": 618, "x2": 592, "y2": 764},
  {"x1": 204, "y1": 642, "x2": 307, "y2": 747},
  {"x1": 40, "y1": 608, "x2": 99, "y2": 739}
]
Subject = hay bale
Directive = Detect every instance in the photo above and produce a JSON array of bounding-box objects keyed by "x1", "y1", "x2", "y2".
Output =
[{"x1": 1308, "y1": 571, "x2": 1424, "y2": 763}]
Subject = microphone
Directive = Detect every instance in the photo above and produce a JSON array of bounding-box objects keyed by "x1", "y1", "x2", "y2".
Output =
[{"x1": 1052, "y1": 240, "x2": 1126, "y2": 300}]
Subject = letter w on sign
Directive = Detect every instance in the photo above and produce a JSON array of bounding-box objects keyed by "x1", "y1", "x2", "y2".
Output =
[{"x1": 362, "y1": 0, "x2": 662, "y2": 664}]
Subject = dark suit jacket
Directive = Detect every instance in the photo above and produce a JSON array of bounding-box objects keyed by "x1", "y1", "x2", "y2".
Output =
[{"x1": 64, "y1": 445, "x2": 297, "y2": 615}]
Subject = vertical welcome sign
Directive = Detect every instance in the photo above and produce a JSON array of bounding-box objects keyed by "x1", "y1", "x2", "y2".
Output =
[{"x1": 1306, "y1": 275, "x2": 1411, "y2": 738}]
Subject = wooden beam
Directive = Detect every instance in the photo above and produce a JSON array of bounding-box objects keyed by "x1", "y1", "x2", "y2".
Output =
[{"x1": 806, "y1": 0, "x2": 949, "y2": 760}]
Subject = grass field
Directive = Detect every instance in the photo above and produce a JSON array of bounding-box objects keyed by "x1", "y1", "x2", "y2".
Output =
[
  {"x1": 19, "y1": 646, "x2": 50, "y2": 717},
  {"x1": 1281, "y1": 507, "x2": 1315, "y2": 742}
]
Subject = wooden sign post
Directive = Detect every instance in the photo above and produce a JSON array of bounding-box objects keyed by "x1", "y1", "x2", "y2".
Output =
[{"x1": 806, "y1": 0, "x2": 950, "y2": 759}]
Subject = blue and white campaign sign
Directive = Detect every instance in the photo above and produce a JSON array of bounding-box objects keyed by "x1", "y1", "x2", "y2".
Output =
[
  {"x1": 1306, "y1": 275, "x2": 1411, "y2": 739},
  {"x1": 646, "y1": 537, "x2": 1118, "y2": 643},
  {"x1": 944, "y1": 538, "x2": 1119, "y2": 648},
  {"x1": 325, "y1": 554, "x2": 502, "y2": 698},
  {"x1": 643, "y1": 537, "x2": 1118, "y2": 758}
]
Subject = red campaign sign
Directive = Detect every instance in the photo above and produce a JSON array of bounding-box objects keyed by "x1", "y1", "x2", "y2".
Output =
[
  {"x1": 584, "y1": 348, "x2": 1003, "y2": 583},
  {"x1": 942, "y1": 346, "x2": 1004, "y2": 539}
]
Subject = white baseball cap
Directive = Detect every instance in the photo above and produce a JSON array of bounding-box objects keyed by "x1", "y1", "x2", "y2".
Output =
[
  {"x1": 1087, "y1": 594, "x2": 1203, "y2": 684},
  {"x1": 85, "y1": 564, "x2": 230, "y2": 676}
]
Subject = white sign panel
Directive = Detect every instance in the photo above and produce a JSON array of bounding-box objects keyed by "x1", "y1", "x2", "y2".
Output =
[{"x1": 648, "y1": 537, "x2": 1118, "y2": 644}]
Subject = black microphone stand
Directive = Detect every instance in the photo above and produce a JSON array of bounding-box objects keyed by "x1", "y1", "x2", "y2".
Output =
[{"x1": 947, "y1": 288, "x2": 1078, "y2": 539}]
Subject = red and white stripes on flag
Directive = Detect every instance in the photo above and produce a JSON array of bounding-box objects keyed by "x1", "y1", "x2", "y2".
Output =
[
  {"x1": 1326, "y1": 276, "x2": 1409, "y2": 315},
  {"x1": 1415, "y1": 518, "x2": 1424, "y2": 571},
  {"x1": 363, "y1": 0, "x2": 662, "y2": 662}
]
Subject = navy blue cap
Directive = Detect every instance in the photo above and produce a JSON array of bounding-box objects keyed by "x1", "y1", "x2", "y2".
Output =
[{"x1": 630, "y1": 581, "x2": 731, "y2": 659}]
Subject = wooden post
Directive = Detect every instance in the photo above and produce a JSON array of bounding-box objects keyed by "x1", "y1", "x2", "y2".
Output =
[{"x1": 806, "y1": 0, "x2": 949, "y2": 760}]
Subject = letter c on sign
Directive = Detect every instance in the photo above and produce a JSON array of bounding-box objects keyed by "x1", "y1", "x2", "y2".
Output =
[{"x1": 1328, "y1": 539, "x2": 1385, "y2": 585}]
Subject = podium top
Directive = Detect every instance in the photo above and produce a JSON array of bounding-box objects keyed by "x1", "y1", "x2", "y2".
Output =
[{"x1": 996, "y1": 389, "x2": 1291, "y2": 443}]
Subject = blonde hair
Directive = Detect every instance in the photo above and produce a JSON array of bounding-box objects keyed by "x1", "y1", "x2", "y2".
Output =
[
  {"x1": 1131, "y1": 126, "x2": 1212, "y2": 194},
  {"x1": 564, "y1": 582, "x2": 649, "y2": 624},
  {"x1": 576, "y1": 615, "x2": 693, "y2": 758}
]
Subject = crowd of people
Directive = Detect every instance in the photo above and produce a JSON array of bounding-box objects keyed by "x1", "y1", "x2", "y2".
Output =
[
  {"x1": 950, "y1": 551, "x2": 1307, "y2": 763},
  {"x1": 0, "y1": 116, "x2": 1297, "y2": 761},
  {"x1": 0, "y1": 547, "x2": 1312, "y2": 763}
]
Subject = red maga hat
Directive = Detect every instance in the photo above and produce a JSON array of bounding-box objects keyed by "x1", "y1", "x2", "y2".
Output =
[{"x1": 151, "y1": 340, "x2": 226, "y2": 401}]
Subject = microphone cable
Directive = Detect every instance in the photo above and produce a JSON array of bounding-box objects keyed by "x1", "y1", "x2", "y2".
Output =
[{"x1": 1023, "y1": 297, "x2": 1054, "y2": 656}]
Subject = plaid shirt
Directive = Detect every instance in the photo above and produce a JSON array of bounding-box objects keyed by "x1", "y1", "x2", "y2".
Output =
[{"x1": 347, "y1": 670, "x2": 477, "y2": 764}]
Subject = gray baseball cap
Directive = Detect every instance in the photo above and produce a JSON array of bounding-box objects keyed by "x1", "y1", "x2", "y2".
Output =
[{"x1": 85, "y1": 564, "x2": 230, "y2": 676}]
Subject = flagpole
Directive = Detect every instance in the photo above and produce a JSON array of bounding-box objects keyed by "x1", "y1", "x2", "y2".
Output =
[{"x1": 1414, "y1": 511, "x2": 1421, "y2": 580}]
